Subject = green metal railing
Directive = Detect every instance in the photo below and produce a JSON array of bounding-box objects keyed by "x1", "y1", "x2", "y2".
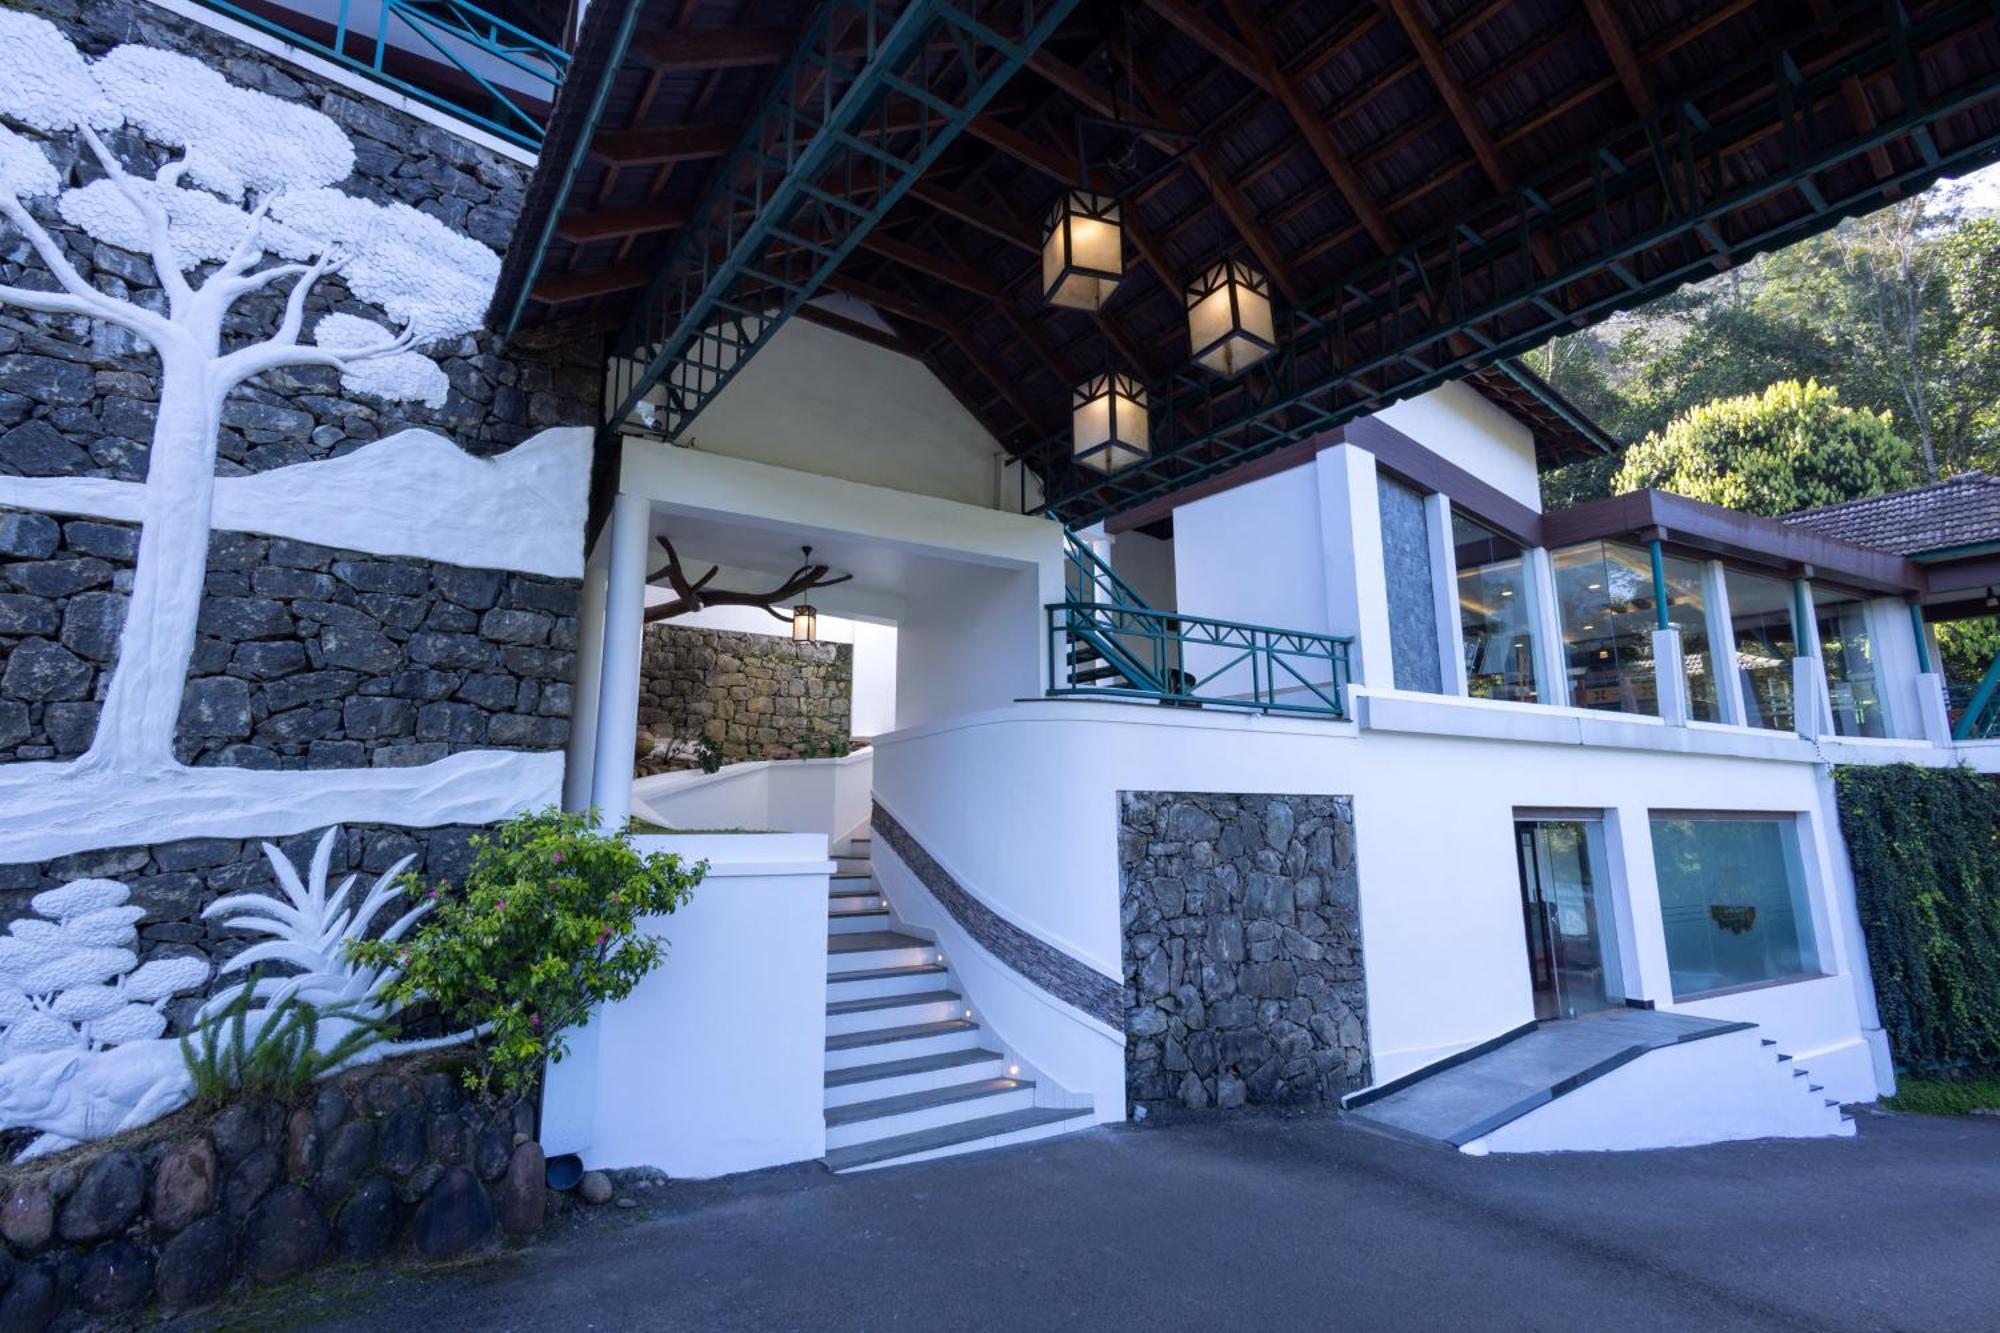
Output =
[
  {"x1": 191, "y1": 0, "x2": 568, "y2": 148},
  {"x1": 1951, "y1": 653, "x2": 2000, "y2": 741},
  {"x1": 1049, "y1": 602, "x2": 1353, "y2": 719},
  {"x1": 1062, "y1": 527, "x2": 1148, "y2": 610}
]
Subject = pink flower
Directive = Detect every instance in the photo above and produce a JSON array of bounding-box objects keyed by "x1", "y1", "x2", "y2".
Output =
[
  {"x1": 553, "y1": 852, "x2": 565, "y2": 864},
  {"x1": 495, "y1": 899, "x2": 506, "y2": 911},
  {"x1": 530, "y1": 1014, "x2": 541, "y2": 1028},
  {"x1": 428, "y1": 889, "x2": 439, "y2": 900}
]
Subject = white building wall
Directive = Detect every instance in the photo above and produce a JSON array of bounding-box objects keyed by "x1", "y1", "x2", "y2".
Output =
[
  {"x1": 1371, "y1": 381, "x2": 1543, "y2": 512},
  {"x1": 1109, "y1": 528, "x2": 1177, "y2": 611},
  {"x1": 895, "y1": 562, "x2": 1049, "y2": 729},
  {"x1": 684, "y1": 318, "x2": 1011, "y2": 507}
]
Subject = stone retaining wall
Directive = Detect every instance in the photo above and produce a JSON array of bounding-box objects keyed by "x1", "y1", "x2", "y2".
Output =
[
  {"x1": 0, "y1": 1061, "x2": 548, "y2": 1329},
  {"x1": 637, "y1": 625, "x2": 852, "y2": 767},
  {"x1": 1119, "y1": 792, "x2": 1370, "y2": 1114}
]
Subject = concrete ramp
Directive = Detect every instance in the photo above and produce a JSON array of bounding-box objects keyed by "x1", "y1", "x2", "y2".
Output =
[{"x1": 1343, "y1": 1010, "x2": 1855, "y2": 1153}]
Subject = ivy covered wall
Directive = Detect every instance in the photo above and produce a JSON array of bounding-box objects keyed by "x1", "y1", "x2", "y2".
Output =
[{"x1": 1834, "y1": 764, "x2": 2000, "y2": 1074}]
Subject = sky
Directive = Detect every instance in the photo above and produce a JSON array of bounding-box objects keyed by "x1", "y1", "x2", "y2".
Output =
[{"x1": 1944, "y1": 160, "x2": 2000, "y2": 212}]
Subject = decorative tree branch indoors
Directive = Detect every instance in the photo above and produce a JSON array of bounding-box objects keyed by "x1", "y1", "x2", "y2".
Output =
[{"x1": 645, "y1": 539, "x2": 852, "y2": 626}]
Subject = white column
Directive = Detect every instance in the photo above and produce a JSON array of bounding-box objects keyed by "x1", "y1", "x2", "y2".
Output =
[
  {"x1": 1526, "y1": 547, "x2": 1569, "y2": 707},
  {"x1": 1702, "y1": 560, "x2": 1746, "y2": 727},
  {"x1": 1913, "y1": 673, "x2": 1954, "y2": 746},
  {"x1": 561, "y1": 560, "x2": 609, "y2": 813},
  {"x1": 1314, "y1": 444, "x2": 1395, "y2": 690},
  {"x1": 589, "y1": 492, "x2": 650, "y2": 832},
  {"x1": 1793, "y1": 580, "x2": 1833, "y2": 738},
  {"x1": 1651, "y1": 627, "x2": 1690, "y2": 726},
  {"x1": 1423, "y1": 492, "x2": 1468, "y2": 696}
]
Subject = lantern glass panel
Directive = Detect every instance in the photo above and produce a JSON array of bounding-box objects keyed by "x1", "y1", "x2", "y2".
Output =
[
  {"x1": 1187, "y1": 261, "x2": 1276, "y2": 376},
  {"x1": 1043, "y1": 193, "x2": 1123, "y2": 311},
  {"x1": 1072, "y1": 375, "x2": 1149, "y2": 473},
  {"x1": 791, "y1": 603, "x2": 818, "y2": 643}
]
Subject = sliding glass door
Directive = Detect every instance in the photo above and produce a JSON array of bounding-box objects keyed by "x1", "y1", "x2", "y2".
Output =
[{"x1": 1514, "y1": 817, "x2": 1624, "y2": 1020}]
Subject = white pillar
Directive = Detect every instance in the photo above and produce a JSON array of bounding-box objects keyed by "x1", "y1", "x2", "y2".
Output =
[
  {"x1": 1702, "y1": 560, "x2": 1746, "y2": 727},
  {"x1": 1315, "y1": 444, "x2": 1396, "y2": 691},
  {"x1": 1792, "y1": 656, "x2": 1831, "y2": 739},
  {"x1": 1423, "y1": 492, "x2": 1468, "y2": 696},
  {"x1": 1652, "y1": 627, "x2": 1690, "y2": 726},
  {"x1": 589, "y1": 492, "x2": 650, "y2": 832},
  {"x1": 1526, "y1": 547, "x2": 1569, "y2": 707},
  {"x1": 562, "y1": 560, "x2": 609, "y2": 813},
  {"x1": 1913, "y1": 672, "x2": 1954, "y2": 746}
]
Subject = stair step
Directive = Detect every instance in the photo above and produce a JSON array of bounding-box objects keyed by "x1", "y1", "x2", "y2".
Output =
[
  {"x1": 825, "y1": 1046, "x2": 1006, "y2": 1090},
  {"x1": 828, "y1": 900, "x2": 887, "y2": 916},
  {"x1": 1826, "y1": 1098, "x2": 1841, "y2": 1108},
  {"x1": 826, "y1": 962, "x2": 950, "y2": 1002},
  {"x1": 1760, "y1": 1039, "x2": 1776, "y2": 1046},
  {"x1": 1776, "y1": 1053, "x2": 1792, "y2": 1062},
  {"x1": 830, "y1": 883, "x2": 878, "y2": 899},
  {"x1": 827, "y1": 930, "x2": 935, "y2": 974},
  {"x1": 1071, "y1": 665, "x2": 1125, "y2": 685},
  {"x1": 1792, "y1": 1068, "x2": 1807, "y2": 1078},
  {"x1": 825, "y1": 1077, "x2": 1035, "y2": 1148},
  {"x1": 1809, "y1": 1083, "x2": 1824, "y2": 1093},
  {"x1": 828, "y1": 988, "x2": 962, "y2": 1017},
  {"x1": 828, "y1": 906, "x2": 891, "y2": 933},
  {"x1": 824, "y1": 1106, "x2": 1092, "y2": 1173},
  {"x1": 827, "y1": 1018, "x2": 978, "y2": 1052},
  {"x1": 824, "y1": 1048, "x2": 1010, "y2": 1107}
]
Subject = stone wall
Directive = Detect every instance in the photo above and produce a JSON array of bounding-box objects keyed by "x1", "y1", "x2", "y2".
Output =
[
  {"x1": 1377, "y1": 474, "x2": 1443, "y2": 694},
  {"x1": 1119, "y1": 792, "x2": 1369, "y2": 1114},
  {"x1": 637, "y1": 625, "x2": 853, "y2": 766},
  {"x1": 0, "y1": 1060, "x2": 548, "y2": 1327}
]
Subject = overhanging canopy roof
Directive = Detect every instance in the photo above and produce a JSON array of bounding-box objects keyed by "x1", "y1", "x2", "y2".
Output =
[{"x1": 491, "y1": 0, "x2": 2000, "y2": 526}]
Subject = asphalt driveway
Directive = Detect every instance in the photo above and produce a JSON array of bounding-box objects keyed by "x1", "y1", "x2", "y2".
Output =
[{"x1": 205, "y1": 1108, "x2": 2000, "y2": 1332}]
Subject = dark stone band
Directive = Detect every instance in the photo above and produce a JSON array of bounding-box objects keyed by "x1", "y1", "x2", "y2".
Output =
[{"x1": 871, "y1": 800, "x2": 1123, "y2": 1031}]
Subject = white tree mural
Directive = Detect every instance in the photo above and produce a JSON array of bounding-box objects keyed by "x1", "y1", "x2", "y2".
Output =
[
  {"x1": 0, "y1": 826, "x2": 472, "y2": 1159},
  {"x1": 0, "y1": 14, "x2": 576, "y2": 860}
]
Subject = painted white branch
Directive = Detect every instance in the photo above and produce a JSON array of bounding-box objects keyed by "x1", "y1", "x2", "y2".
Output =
[
  {"x1": 0, "y1": 193, "x2": 173, "y2": 343},
  {"x1": 0, "y1": 426, "x2": 590, "y2": 578},
  {"x1": 0, "y1": 748, "x2": 564, "y2": 863},
  {"x1": 78, "y1": 126, "x2": 193, "y2": 308},
  {"x1": 213, "y1": 194, "x2": 275, "y2": 281},
  {"x1": 210, "y1": 320, "x2": 414, "y2": 395}
]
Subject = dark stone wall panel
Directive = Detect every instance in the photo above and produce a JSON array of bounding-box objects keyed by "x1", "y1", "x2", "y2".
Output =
[{"x1": 1120, "y1": 791, "x2": 1369, "y2": 1115}]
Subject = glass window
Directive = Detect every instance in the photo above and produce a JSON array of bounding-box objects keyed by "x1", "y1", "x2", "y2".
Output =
[
  {"x1": 1724, "y1": 569, "x2": 1799, "y2": 731},
  {"x1": 1814, "y1": 587, "x2": 1887, "y2": 738},
  {"x1": 1454, "y1": 514, "x2": 1538, "y2": 703},
  {"x1": 1650, "y1": 814, "x2": 1822, "y2": 998},
  {"x1": 1550, "y1": 542, "x2": 1716, "y2": 720}
]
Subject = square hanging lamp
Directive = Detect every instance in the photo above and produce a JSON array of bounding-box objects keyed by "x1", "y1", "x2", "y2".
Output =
[
  {"x1": 1042, "y1": 191, "x2": 1124, "y2": 311},
  {"x1": 791, "y1": 601, "x2": 819, "y2": 643},
  {"x1": 1186, "y1": 258, "x2": 1277, "y2": 376},
  {"x1": 1072, "y1": 373, "x2": 1149, "y2": 473}
]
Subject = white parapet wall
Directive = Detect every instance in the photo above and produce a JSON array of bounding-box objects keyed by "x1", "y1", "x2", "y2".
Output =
[
  {"x1": 540, "y1": 833, "x2": 834, "y2": 1178},
  {"x1": 631, "y1": 749, "x2": 874, "y2": 839}
]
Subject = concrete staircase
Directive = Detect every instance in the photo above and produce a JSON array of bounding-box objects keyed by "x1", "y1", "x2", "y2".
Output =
[{"x1": 821, "y1": 837, "x2": 1094, "y2": 1172}]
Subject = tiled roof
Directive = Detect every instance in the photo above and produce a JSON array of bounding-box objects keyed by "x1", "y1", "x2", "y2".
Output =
[{"x1": 1780, "y1": 472, "x2": 2000, "y2": 557}]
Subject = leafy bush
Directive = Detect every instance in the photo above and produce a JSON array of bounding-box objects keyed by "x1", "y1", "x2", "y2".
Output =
[
  {"x1": 1613, "y1": 379, "x2": 1918, "y2": 516},
  {"x1": 1883, "y1": 1078, "x2": 2000, "y2": 1115},
  {"x1": 347, "y1": 808, "x2": 703, "y2": 1102},
  {"x1": 1834, "y1": 764, "x2": 2000, "y2": 1074},
  {"x1": 180, "y1": 971, "x2": 385, "y2": 1107}
]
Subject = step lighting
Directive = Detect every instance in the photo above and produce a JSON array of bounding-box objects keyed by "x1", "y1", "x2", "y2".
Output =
[
  {"x1": 1186, "y1": 259, "x2": 1276, "y2": 376},
  {"x1": 1042, "y1": 190, "x2": 1123, "y2": 310},
  {"x1": 1072, "y1": 372, "x2": 1149, "y2": 473}
]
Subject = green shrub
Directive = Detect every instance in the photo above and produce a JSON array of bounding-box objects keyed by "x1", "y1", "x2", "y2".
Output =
[
  {"x1": 1883, "y1": 1078, "x2": 2000, "y2": 1115},
  {"x1": 180, "y1": 972, "x2": 386, "y2": 1107},
  {"x1": 347, "y1": 807, "x2": 704, "y2": 1102},
  {"x1": 1834, "y1": 764, "x2": 2000, "y2": 1074},
  {"x1": 1613, "y1": 379, "x2": 1918, "y2": 516}
]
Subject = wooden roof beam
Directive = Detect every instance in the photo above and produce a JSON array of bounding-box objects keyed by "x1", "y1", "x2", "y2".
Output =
[
  {"x1": 635, "y1": 26, "x2": 793, "y2": 70},
  {"x1": 531, "y1": 264, "x2": 652, "y2": 305},
  {"x1": 857, "y1": 233, "x2": 1078, "y2": 387},
  {"x1": 1138, "y1": 0, "x2": 1264, "y2": 87},
  {"x1": 555, "y1": 201, "x2": 692, "y2": 243},
  {"x1": 1380, "y1": 0, "x2": 1510, "y2": 192},
  {"x1": 591, "y1": 123, "x2": 740, "y2": 166}
]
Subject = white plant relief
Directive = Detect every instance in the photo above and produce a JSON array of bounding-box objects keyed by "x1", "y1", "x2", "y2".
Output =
[
  {"x1": 0, "y1": 13, "x2": 564, "y2": 860},
  {"x1": 0, "y1": 827, "x2": 471, "y2": 1161}
]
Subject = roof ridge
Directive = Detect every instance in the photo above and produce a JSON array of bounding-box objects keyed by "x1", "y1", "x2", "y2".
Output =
[{"x1": 1781, "y1": 470, "x2": 1997, "y2": 522}]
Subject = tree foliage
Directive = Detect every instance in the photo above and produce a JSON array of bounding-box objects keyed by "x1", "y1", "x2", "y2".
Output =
[
  {"x1": 347, "y1": 808, "x2": 705, "y2": 1102},
  {"x1": 1834, "y1": 764, "x2": 2000, "y2": 1074},
  {"x1": 1611, "y1": 380, "x2": 1918, "y2": 516}
]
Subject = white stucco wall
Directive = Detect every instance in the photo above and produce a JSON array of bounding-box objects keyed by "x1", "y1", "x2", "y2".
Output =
[
  {"x1": 684, "y1": 318, "x2": 1011, "y2": 508},
  {"x1": 1371, "y1": 381, "x2": 1542, "y2": 512}
]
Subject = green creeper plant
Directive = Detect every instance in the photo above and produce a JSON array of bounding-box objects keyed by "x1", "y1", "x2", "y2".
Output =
[
  {"x1": 346, "y1": 807, "x2": 704, "y2": 1102},
  {"x1": 1833, "y1": 764, "x2": 2000, "y2": 1075},
  {"x1": 179, "y1": 968, "x2": 387, "y2": 1107}
]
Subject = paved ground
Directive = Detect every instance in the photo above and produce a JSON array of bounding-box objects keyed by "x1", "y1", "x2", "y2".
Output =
[{"x1": 206, "y1": 1108, "x2": 2000, "y2": 1332}]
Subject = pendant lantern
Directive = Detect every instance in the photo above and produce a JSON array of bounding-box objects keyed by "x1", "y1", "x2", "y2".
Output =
[
  {"x1": 1071, "y1": 373, "x2": 1149, "y2": 473},
  {"x1": 1042, "y1": 191, "x2": 1124, "y2": 311},
  {"x1": 1186, "y1": 258, "x2": 1277, "y2": 376}
]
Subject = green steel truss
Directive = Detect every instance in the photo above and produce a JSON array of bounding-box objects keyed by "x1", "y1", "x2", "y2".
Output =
[
  {"x1": 605, "y1": 0, "x2": 1083, "y2": 440},
  {"x1": 1952, "y1": 651, "x2": 2000, "y2": 741},
  {"x1": 1047, "y1": 0, "x2": 2000, "y2": 523}
]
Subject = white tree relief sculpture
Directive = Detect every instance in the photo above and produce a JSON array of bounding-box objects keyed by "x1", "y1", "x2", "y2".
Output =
[
  {"x1": 0, "y1": 14, "x2": 556, "y2": 849},
  {"x1": 0, "y1": 827, "x2": 472, "y2": 1160}
]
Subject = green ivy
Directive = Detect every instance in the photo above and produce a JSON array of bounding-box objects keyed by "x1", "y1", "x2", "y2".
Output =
[
  {"x1": 1834, "y1": 764, "x2": 2000, "y2": 1074},
  {"x1": 348, "y1": 807, "x2": 705, "y2": 1103}
]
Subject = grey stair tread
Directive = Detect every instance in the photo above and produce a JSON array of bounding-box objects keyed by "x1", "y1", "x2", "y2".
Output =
[
  {"x1": 828, "y1": 903, "x2": 890, "y2": 918},
  {"x1": 824, "y1": 1106, "x2": 1090, "y2": 1172},
  {"x1": 1344, "y1": 1010, "x2": 1754, "y2": 1148},
  {"x1": 825, "y1": 1077, "x2": 1032, "y2": 1128},
  {"x1": 829, "y1": 884, "x2": 879, "y2": 898},
  {"x1": 826, "y1": 1018, "x2": 977, "y2": 1051},
  {"x1": 831, "y1": 872, "x2": 872, "y2": 881},
  {"x1": 828, "y1": 930, "x2": 929, "y2": 954},
  {"x1": 828, "y1": 963, "x2": 948, "y2": 985},
  {"x1": 828, "y1": 988, "x2": 961, "y2": 1016},
  {"x1": 1072, "y1": 666, "x2": 1125, "y2": 684},
  {"x1": 824, "y1": 1046, "x2": 1005, "y2": 1088}
]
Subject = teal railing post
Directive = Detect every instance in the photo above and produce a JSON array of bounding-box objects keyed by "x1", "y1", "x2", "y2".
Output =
[
  {"x1": 1910, "y1": 602, "x2": 1933, "y2": 674},
  {"x1": 1648, "y1": 539, "x2": 1671, "y2": 631},
  {"x1": 1954, "y1": 650, "x2": 2000, "y2": 741}
]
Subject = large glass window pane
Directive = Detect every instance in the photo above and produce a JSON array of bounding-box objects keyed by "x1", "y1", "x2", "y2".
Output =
[
  {"x1": 1814, "y1": 588, "x2": 1887, "y2": 738},
  {"x1": 1454, "y1": 514, "x2": 1538, "y2": 703},
  {"x1": 1551, "y1": 542, "x2": 1718, "y2": 720},
  {"x1": 1724, "y1": 569, "x2": 1798, "y2": 731},
  {"x1": 1650, "y1": 814, "x2": 1821, "y2": 998}
]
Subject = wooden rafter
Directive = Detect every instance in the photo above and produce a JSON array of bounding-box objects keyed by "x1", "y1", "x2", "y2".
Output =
[
  {"x1": 634, "y1": 26, "x2": 792, "y2": 70},
  {"x1": 1380, "y1": 0, "x2": 1509, "y2": 191}
]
